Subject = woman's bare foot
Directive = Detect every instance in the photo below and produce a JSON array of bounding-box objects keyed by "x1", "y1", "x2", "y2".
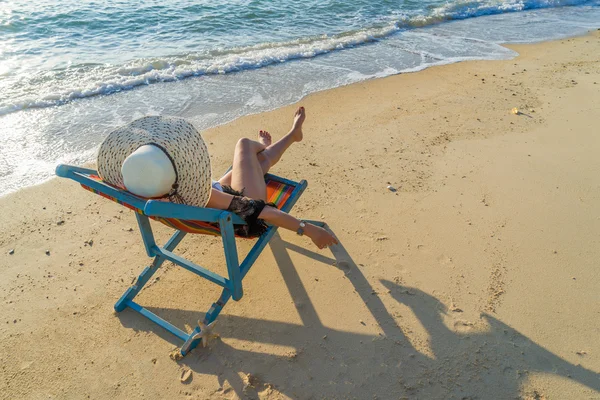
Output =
[
  {"x1": 258, "y1": 130, "x2": 272, "y2": 147},
  {"x1": 290, "y1": 106, "x2": 305, "y2": 142}
]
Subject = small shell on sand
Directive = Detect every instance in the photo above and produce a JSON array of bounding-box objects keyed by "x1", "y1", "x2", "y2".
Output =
[
  {"x1": 169, "y1": 349, "x2": 183, "y2": 361},
  {"x1": 387, "y1": 185, "x2": 397, "y2": 192},
  {"x1": 242, "y1": 372, "x2": 259, "y2": 389},
  {"x1": 180, "y1": 369, "x2": 192, "y2": 383},
  {"x1": 8, "y1": 249, "x2": 14, "y2": 255}
]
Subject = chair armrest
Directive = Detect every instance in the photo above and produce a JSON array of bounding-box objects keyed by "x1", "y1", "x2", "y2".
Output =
[
  {"x1": 55, "y1": 164, "x2": 98, "y2": 178},
  {"x1": 56, "y1": 164, "x2": 149, "y2": 210},
  {"x1": 144, "y1": 200, "x2": 247, "y2": 225}
]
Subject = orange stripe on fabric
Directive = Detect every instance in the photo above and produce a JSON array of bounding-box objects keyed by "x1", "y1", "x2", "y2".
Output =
[{"x1": 266, "y1": 180, "x2": 293, "y2": 208}]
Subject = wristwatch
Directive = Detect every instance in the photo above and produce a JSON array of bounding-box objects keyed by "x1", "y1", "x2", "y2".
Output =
[{"x1": 296, "y1": 220, "x2": 306, "y2": 236}]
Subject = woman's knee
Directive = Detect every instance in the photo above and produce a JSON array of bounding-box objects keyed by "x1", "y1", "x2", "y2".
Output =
[
  {"x1": 236, "y1": 137, "x2": 263, "y2": 154},
  {"x1": 236, "y1": 137, "x2": 251, "y2": 148}
]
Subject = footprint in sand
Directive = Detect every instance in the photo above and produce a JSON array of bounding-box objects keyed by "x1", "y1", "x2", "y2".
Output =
[
  {"x1": 437, "y1": 254, "x2": 454, "y2": 267},
  {"x1": 334, "y1": 260, "x2": 351, "y2": 272},
  {"x1": 453, "y1": 320, "x2": 475, "y2": 333}
]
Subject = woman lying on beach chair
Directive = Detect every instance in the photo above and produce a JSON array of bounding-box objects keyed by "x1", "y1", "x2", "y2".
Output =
[
  {"x1": 203, "y1": 107, "x2": 338, "y2": 249},
  {"x1": 58, "y1": 107, "x2": 336, "y2": 355},
  {"x1": 99, "y1": 106, "x2": 338, "y2": 250}
]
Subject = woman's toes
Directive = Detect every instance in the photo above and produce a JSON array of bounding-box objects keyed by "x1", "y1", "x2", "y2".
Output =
[{"x1": 258, "y1": 130, "x2": 272, "y2": 146}]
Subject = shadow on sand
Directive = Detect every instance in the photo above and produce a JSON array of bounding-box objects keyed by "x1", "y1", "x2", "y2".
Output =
[{"x1": 118, "y1": 231, "x2": 599, "y2": 399}]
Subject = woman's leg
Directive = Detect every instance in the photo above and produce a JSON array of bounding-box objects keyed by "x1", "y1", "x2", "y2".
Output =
[
  {"x1": 218, "y1": 106, "x2": 305, "y2": 187},
  {"x1": 203, "y1": 106, "x2": 338, "y2": 249},
  {"x1": 260, "y1": 106, "x2": 304, "y2": 172},
  {"x1": 229, "y1": 137, "x2": 268, "y2": 200},
  {"x1": 205, "y1": 187, "x2": 235, "y2": 210}
]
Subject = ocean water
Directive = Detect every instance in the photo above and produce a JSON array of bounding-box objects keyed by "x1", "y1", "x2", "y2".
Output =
[{"x1": 1, "y1": 0, "x2": 599, "y2": 196}]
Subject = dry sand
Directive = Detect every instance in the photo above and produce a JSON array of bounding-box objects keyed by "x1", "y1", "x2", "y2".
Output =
[{"x1": 1, "y1": 31, "x2": 599, "y2": 399}]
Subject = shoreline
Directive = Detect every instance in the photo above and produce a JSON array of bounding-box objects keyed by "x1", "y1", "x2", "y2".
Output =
[
  {"x1": 0, "y1": 26, "x2": 598, "y2": 199},
  {"x1": 1, "y1": 31, "x2": 599, "y2": 399}
]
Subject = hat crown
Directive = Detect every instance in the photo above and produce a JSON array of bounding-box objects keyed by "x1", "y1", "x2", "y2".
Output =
[{"x1": 121, "y1": 144, "x2": 176, "y2": 198}]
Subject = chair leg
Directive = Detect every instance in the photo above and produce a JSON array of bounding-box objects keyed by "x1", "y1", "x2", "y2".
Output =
[
  {"x1": 204, "y1": 288, "x2": 232, "y2": 324},
  {"x1": 114, "y1": 229, "x2": 187, "y2": 312},
  {"x1": 219, "y1": 212, "x2": 243, "y2": 301},
  {"x1": 114, "y1": 262, "x2": 161, "y2": 312},
  {"x1": 180, "y1": 288, "x2": 232, "y2": 356}
]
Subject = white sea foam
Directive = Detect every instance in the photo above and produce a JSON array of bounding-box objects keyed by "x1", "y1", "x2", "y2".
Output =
[{"x1": 0, "y1": 25, "x2": 403, "y2": 115}]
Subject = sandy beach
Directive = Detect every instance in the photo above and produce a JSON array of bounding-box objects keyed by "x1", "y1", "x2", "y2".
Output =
[{"x1": 1, "y1": 31, "x2": 599, "y2": 399}]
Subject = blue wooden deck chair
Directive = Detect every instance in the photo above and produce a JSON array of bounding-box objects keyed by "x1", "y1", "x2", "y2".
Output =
[{"x1": 55, "y1": 164, "x2": 321, "y2": 357}]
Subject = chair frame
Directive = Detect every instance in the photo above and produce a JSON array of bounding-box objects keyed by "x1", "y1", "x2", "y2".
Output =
[{"x1": 55, "y1": 164, "x2": 314, "y2": 356}]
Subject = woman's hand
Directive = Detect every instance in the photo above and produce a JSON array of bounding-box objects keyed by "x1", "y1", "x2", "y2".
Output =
[
  {"x1": 305, "y1": 224, "x2": 339, "y2": 249},
  {"x1": 257, "y1": 205, "x2": 339, "y2": 249}
]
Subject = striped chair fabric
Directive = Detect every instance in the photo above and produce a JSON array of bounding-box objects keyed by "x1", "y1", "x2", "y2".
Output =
[{"x1": 80, "y1": 173, "x2": 294, "y2": 237}]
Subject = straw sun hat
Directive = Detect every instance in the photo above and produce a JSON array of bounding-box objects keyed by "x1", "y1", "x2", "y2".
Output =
[{"x1": 97, "y1": 115, "x2": 212, "y2": 207}]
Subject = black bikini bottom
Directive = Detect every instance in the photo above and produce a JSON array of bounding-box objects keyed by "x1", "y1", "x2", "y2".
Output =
[{"x1": 223, "y1": 186, "x2": 273, "y2": 238}]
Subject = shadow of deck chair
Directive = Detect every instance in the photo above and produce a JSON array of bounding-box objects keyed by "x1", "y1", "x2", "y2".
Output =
[{"x1": 56, "y1": 164, "x2": 323, "y2": 357}]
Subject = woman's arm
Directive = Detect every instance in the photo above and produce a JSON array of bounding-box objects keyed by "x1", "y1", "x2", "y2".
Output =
[
  {"x1": 258, "y1": 206, "x2": 338, "y2": 249},
  {"x1": 206, "y1": 188, "x2": 338, "y2": 249}
]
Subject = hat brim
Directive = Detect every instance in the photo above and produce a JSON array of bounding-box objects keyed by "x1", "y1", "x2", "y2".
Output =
[{"x1": 98, "y1": 116, "x2": 212, "y2": 207}]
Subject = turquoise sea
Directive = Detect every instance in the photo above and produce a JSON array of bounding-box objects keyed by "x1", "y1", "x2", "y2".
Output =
[{"x1": 1, "y1": 0, "x2": 599, "y2": 196}]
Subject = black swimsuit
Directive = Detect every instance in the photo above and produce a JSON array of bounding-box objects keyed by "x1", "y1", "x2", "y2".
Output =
[{"x1": 223, "y1": 186, "x2": 273, "y2": 237}]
